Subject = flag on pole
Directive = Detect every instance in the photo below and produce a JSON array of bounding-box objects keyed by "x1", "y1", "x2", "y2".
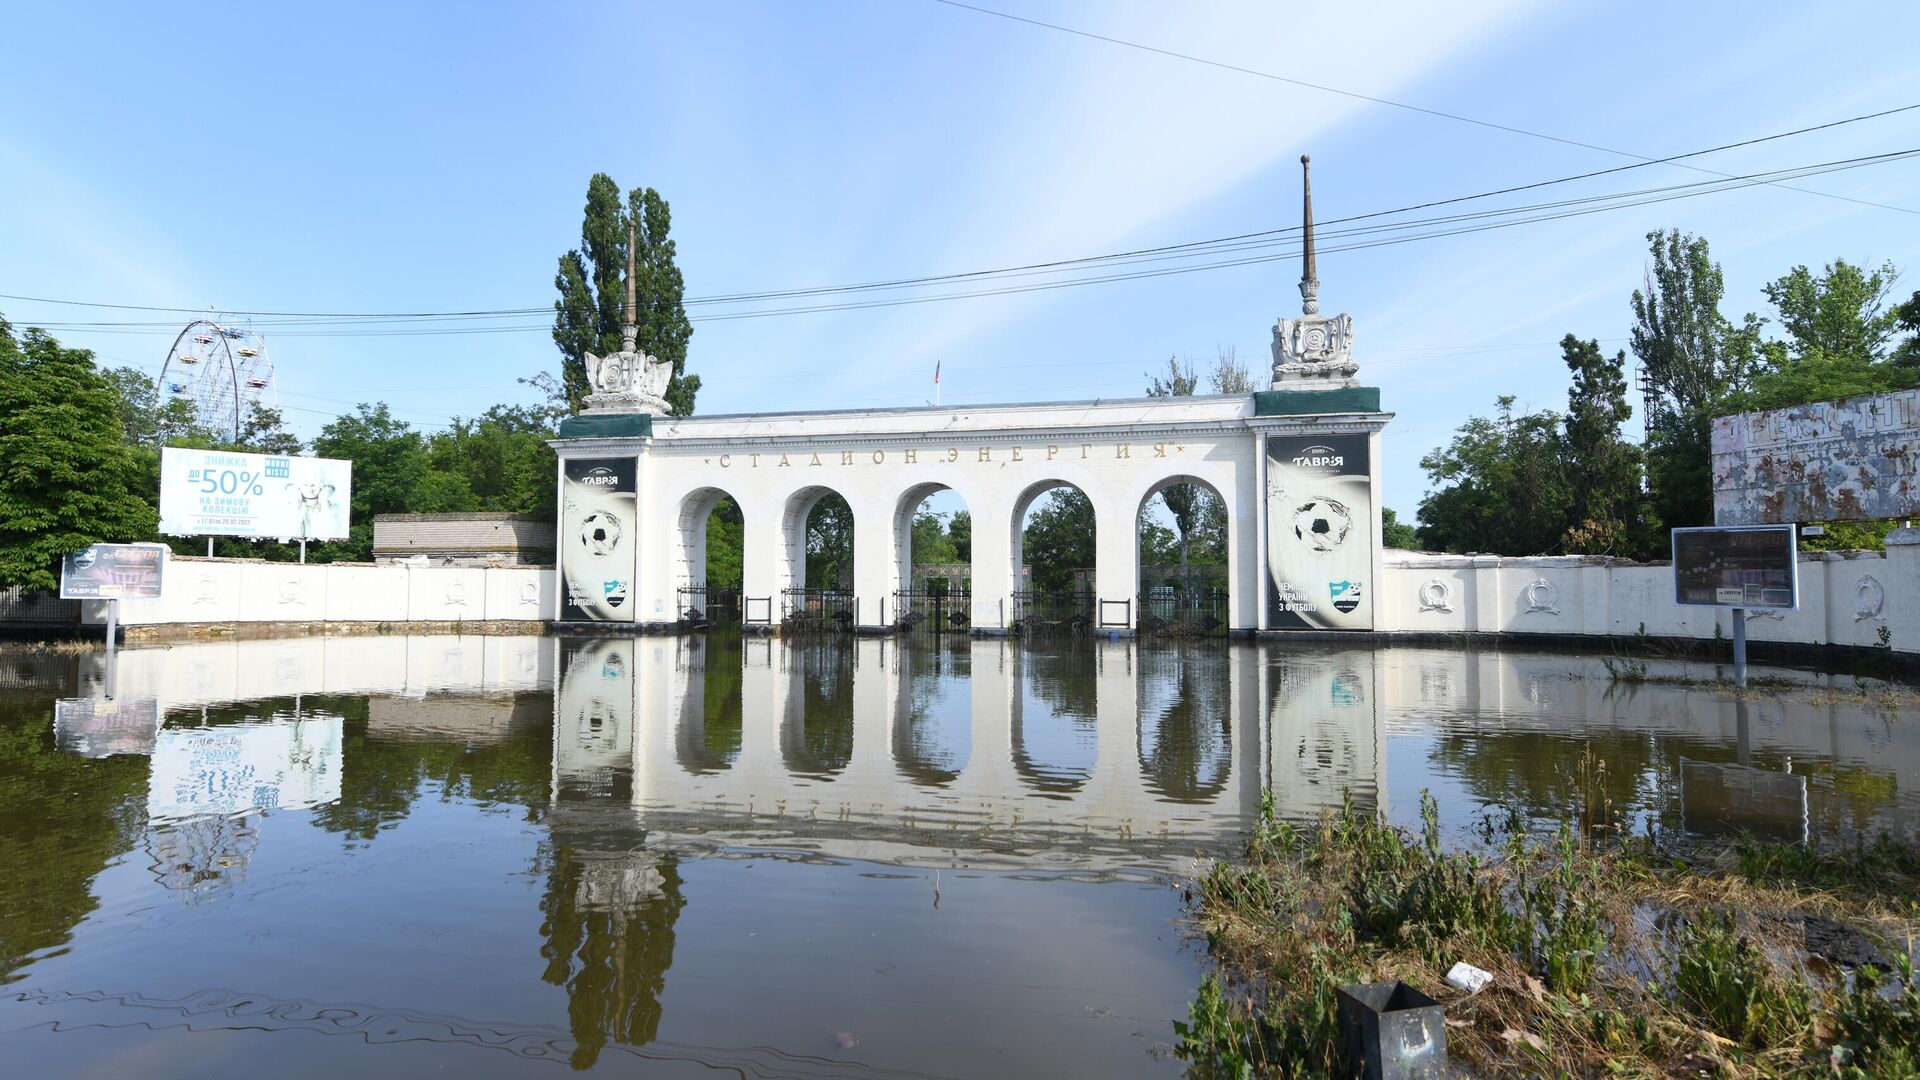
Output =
[{"x1": 933, "y1": 360, "x2": 941, "y2": 385}]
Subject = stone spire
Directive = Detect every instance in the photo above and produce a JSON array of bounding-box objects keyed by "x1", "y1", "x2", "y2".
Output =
[
  {"x1": 1269, "y1": 152, "x2": 1357, "y2": 390},
  {"x1": 620, "y1": 220, "x2": 639, "y2": 353},
  {"x1": 1299, "y1": 154, "x2": 1319, "y2": 315}
]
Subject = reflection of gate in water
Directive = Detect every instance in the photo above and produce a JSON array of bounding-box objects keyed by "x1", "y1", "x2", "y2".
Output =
[
  {"x1": 893, "y1": 586, "x2": 971, "y2": 634},
  {"x1": 781, "y1": 588, "x2": 855, "y2": 633},
  {"x1": 1010, "y1": 590, "x2": 1094, "y2": 637},
  {"x1": 676, "y1": 587, "x2": 741, "y2": 628}
]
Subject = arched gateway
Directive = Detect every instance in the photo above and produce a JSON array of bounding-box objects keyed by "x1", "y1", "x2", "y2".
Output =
[{"x1": 551, "y1": 157, "x2": 1391, "y2": 635}]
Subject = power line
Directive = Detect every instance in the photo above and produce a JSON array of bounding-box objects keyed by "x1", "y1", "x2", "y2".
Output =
[
  {"x1": 42, "y1": 146, "x2": 1906, "y2": 335},
  {"x1": 925, "y1": 0, "x2": 1918, "y2": 216},
  {"x1": 4, "y1": 104, "x2": 1914, "y2": 326}
]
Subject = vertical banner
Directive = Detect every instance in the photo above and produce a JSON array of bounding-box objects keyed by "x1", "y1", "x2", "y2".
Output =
[
  {"x1": 560, "y1": 457, "x2": 638, "y2": 622},
  {"x1": 1265, "y1": 434, "x2": 1374, "y2": 630}
]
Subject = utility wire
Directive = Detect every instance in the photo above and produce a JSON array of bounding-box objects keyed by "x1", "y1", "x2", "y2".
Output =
[
  {"x1": 925, "y1": 0, "x2": 1918, "y2": 215},
  {"x1": 19, "y1": 148, "x2": 1914, "y2": 337},
  {"x1": 3, "y1": 104, "x2": 1915, "y2": 324}
]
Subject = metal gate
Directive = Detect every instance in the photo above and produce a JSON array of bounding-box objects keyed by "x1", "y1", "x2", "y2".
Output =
[
  {"x1": 894, "y1": 586, "x2": 971, "y2": 634},
  {"x1": 1010, "y1": 590, "x2": 1094, "y2": 637},
  {"x1": 677, "y1": 587, "x2": 742, "y2": 629},
  {"x1": 782, "y1": 588, "x2": 856, "y2": 633},
  {"x1": 1137, "y1": 585, "x2": 1228, "y2": 637}
]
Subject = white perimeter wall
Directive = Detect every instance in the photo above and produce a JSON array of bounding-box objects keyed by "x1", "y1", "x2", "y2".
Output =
[
  {"x1": 81, "y1": 534, "x2": 1920, "y2": 661},
  {"x1": 1382, "y1": 531, "x2": 1920, "y2": 655},
  {"x1": 82, "y1": 558, "x2": 553, "y2": 627}
]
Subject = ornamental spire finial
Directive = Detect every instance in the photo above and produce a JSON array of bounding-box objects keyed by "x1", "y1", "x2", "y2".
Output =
[
  {"x1": 621, "y1": 219, "x2": 638, "y2": 352},
  {"x1": 1299, "y1": 154, "x2": 1319, "y2": 316}
]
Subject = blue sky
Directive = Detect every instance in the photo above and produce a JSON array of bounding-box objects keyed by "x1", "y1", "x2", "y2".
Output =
[{"x1": 4, "y1": 0, "x2": 1918, "y2": 521}]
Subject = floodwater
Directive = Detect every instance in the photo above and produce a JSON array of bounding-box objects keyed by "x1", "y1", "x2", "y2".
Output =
[{"x1": 1, "y1": 635, "x2": 1914, "y2": 1078}]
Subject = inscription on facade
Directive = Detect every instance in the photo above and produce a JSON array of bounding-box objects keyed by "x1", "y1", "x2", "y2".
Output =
[{"x1": 700, "y1": 442, "x2": 1176, "y2": 468}]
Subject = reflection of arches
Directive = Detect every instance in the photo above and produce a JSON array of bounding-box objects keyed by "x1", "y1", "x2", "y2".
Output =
[
  {"x1": 1137, "y1": 647, "x2": 1231, "y2": 803},
  {"x1": 1135, "y1": 474, "x2": 1230, "y2": 632},
  {"x1": 1011, "y1": 479, "x2": 1095, "y2": 594},
  {"x1": 780, "y1": 485, "x2": 852, "y2": 593},
  {"x1": 1010, "y1": 643, "x2": 1098, "y2": 797},
  {"x1": 675, "y1": 487, "x2": 743, "y2": 589},
  {"x1": 676, "y1": 636, "x2": 742, "y2": 775},
  {"x1": 893, "y1": 638, "x2": 970, "y2": 786},
  {"x1": 781, "y1": 643, "x2": 854, "y2": 779}
]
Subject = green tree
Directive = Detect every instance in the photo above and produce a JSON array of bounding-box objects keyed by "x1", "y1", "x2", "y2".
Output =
[
  {"x1": 1022, "y1": 487, "x2": 1095, "y2": 592},
  {"x1": 1742, "y1": 259, "x2": 1918, "y2": 411},
  {"x1": 1893, "y1": 290, "x2": 1920, "y2": 370},
  {"x1": 704, "y1": 498, "x2": 743, "y2": 591},
  {"x1": 1144, "y1": 356, "x2": 1225, "y2": 570},
  {"x1": 552, "y1": 175, "x2": 698, "y2": 414},
  {"x1": 910, "y1": 510, "x2": 960, "y2": 566},
  {"x1": 308, "y1": 403, "x2": 472, "y2": 561},
  {"x1": 1382, "y1": 507, "x2": 1418, "y2": 549},
  {"x1": 1207, "y1": 345, "x2": 1254, "y2": 394},
  {"x1": 1629, "y1": 230, "x2": 1764, "y2": 529},
  {"x1": 1560, "y1": 334, "x2": 1647, "y2": 554},
  {"x1": 426, "y1": 404, "x2": 556, "y2": 518},
  {"x1": 239, "y1": 402, "x2": 303, "y2": 455},
  {"x1": 947, "y1": 509, "x2": 972, "y2": 563},
  {"x1": 1415, "y1": 396, "x2": 1570, "y2": 555},
  {"x1": 0, "y1": 320, "x2": 158, "y2": 589},
  {"x1": 804, "y1": 493, "x2": 854, "y2": 589}
]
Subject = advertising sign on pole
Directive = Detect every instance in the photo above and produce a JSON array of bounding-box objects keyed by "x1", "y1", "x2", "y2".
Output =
[
  {"x1": 559, "y1": 457, "x2": 638, "y2": 622},
  {"x1": 158, "y1": 446, "x2": 353, "y2": 540},
  {"x1": 60, "y1": 543, "x2": 167, "y2": 600},
  {"x1": 1671, "y1": 525, "x2": 1799, "y2": 609},
  {"x1": 1265, "y1": 434, "x2": 1374, "y2": 630}
]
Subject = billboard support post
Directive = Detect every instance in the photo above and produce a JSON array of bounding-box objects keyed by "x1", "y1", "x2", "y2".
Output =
[
  {"x1": 103, "y1": 599, "x2": 118, "y2": 700},
  {"x1": 299, "y1": 538, "x2": 307, "y2": 564},
  {"x1": 206, "y1": 537, "x2": 213, "y2": 557},
  {"x1": 1731, "y1": 608, "x2": 1747, "y2": 688}
]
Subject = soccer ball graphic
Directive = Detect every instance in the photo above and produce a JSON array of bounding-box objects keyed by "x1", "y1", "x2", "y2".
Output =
[
  {"x1": 581, "y1": 511, "x2": 623, "y2": 556},
  {"x1": 1293, "y1": 498, "x2": 1352, "y2": 552}
]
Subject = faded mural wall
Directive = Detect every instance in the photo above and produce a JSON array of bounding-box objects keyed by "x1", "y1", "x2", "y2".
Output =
[{"x1": 1713, "y1": 389, "x2": 1920, "y2": 525}]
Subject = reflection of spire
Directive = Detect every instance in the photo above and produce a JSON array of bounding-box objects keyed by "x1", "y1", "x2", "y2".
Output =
[
  {"x1": 1298, "y1": 154, "x2": 1319, "y2": 315},
  {"x1": 620, "y1": 220, "x2": 638, "y2": 354}
]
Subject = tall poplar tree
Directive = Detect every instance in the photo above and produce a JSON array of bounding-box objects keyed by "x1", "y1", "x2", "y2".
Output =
[
  {"x1": 1559, "y1": 334, "x2": 1645, "y2": 554},
  {"x1": 0, "y1": 319, "x2": 157, "y2": 590},
  {"x1": 552, "y1": 175, "x2": 698, "y2": 414}
]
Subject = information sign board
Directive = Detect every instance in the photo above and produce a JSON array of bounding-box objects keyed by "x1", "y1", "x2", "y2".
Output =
[
  {"x1": 60, "y1": 543, "x2": 167, "y2": 600},
  {"x1": 1671, "y1": 525, "x2": 1798, "y2": 609},
  {"x1": 1265, "y1": 434, "x2": 1374, "y2": 629},
  {"x1": 158, "y1": 447, "x2": 352, "y2": 539}
]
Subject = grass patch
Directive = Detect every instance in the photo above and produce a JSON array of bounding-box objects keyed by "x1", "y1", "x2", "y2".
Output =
[{"x1": 1180, "y1": 788, "x2": 1920, "y2": 1077}]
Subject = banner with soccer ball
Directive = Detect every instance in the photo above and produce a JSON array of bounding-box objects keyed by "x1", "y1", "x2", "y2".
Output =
[
  {"x1": 1265, "y1": 433, "x2": 1373, "y2": 630},
  {"x1": 560, "y1": 457, "x2": 638, "y2": 622}
]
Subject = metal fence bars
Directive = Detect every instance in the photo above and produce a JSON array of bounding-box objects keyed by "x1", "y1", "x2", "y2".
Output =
[
  {"x1": 894, "y1": 583, "x2": 971, "y2": 634},
  {"x1": 781, "y1": 588, "x2": 857, "y2": 633},
  {"x1": 1136, "y1": 568, "x2": 1229, "y2": 637},
  {"x1": 1010, "y1": 590, "x2": 1095, "y2": 636},
  {"x1": 0, "y1": 585, "x2": 80, "y2": 634},
  {"x1": 677, "y1": 586, "x2": 742, "y2": 629}
]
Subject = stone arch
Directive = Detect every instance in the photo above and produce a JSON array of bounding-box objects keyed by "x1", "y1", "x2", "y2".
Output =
[
  {"x1": 1134, "y1": 473, "x2": 1232, "y2": 632},
  {"x1": 891, "y1": 481, "x2": 976, "y2": 600},
  {"x1": 675, "y1": 486, "x2": 742, "y2": 591},
  {"x1": 778, "y1": 484, "x2": 854, "y2": 594},
  {"x1": 1009, "y1": 477, "x2": 1097, "y2": 598}
]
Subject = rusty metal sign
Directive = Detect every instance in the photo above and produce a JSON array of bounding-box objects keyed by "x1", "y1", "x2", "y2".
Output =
[{"x1": 1712, "y1": 389, "x2": 1920, "y2": 524}]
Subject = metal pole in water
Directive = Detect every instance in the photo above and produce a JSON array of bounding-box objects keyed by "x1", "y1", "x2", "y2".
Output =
[
  {"x1": 206, "y1": 536, "x2": 214, "y2": 557},
  {"x1": 300, "y1": 538, "x2": 307, "y2": 564},
  {"x1": 1731, "y1": 607, "x2": 1747, "y2": 688},
  {"x1": 104, "y1": 598, "x2": 118, "y2": 700}
]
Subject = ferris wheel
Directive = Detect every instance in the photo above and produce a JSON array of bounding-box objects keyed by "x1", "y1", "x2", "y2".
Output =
[{"x1": 157, "y1": 318, "x2": 276, "y2": 442}]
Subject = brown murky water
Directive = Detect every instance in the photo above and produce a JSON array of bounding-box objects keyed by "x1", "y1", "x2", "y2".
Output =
[{"x1": 1, "y1": 635, "x2": 1912, "y2": 1077}]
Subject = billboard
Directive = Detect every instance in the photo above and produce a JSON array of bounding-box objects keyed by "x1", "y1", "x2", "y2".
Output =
[
  {"x1": 159, "y1": 447, "x2": 352, "y2": 540},
  {"x1": 60, "y1": 543, "x2": 167, "y2": 600},
  {"x1": 1672, "y1": 525, "x2": 1798, "y2": 609},
  {"x1": 1266, "y1": 434, "x2": 1374, "y2": 630},
  {"x1": 1712, "y1": 388, "x2": 1920, "y2": 525},
  {"x1": 559, "y1": 457, "x2": 637, "y2": 622}
]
